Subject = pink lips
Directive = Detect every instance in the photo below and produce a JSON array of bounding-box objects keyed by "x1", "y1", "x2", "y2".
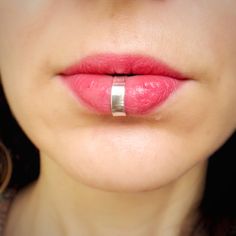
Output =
[{"x1": 58, "y1": 54, "x2": 187, "y2": 115}]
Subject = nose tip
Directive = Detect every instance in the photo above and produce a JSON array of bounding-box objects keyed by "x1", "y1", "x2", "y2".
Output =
[{"x1": 99, "y1": 0, "x2": 141, "y2": 19}]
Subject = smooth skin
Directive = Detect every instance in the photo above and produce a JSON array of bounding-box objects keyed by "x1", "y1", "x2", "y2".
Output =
[{"x1": 0, "y1": 1, "x2": 236, "y2": 236}]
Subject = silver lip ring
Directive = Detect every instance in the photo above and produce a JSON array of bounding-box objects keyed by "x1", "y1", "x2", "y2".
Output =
[{"x1": 111, "y1": 77, "x2": 126, "y2": 117}]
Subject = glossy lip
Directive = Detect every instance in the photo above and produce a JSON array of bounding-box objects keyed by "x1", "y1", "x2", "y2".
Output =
[{"x1": 58, "y1": 53, "x2": 189, "y2": 116}]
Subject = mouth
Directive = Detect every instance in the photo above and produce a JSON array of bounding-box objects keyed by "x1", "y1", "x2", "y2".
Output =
[{"x1": 57, "y1": 53, "x2": 189, "y2": 116}]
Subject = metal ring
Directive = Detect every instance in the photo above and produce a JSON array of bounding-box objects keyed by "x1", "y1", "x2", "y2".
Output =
[
  {"x1": 0, "y1": 142, "x2": 12, "y2": 193},
  {"x1": 111, "y1": 77, "x2": 126, "y2": 117}
]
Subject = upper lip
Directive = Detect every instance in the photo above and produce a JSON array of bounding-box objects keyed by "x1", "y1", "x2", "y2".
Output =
[{"x1": 59, "y1": 53, "x2": 187, "y2": 79}]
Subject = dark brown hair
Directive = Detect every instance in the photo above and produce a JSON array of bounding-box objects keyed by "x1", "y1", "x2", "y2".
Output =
[
  {"x1": 0, "y1": 81, "x2": 235, "y2": 235},
  {"x1": 0, "y1": 82, "x2": 39, "y2": 189}
]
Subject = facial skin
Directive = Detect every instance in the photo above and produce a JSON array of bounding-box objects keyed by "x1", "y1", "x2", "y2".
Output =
[{"x1": 0, "y1": 0, "x2": 236, "y2": 192}]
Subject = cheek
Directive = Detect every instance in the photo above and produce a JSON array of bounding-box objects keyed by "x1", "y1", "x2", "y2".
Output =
[
  {"x1": 0, "y1": 1, "x2": 61, "y2": 76},
  {"x1": 218, "y1": 71, "x2": 236, "y2": 130}
]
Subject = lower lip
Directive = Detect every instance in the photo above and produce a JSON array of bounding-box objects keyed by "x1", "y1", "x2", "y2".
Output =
[{"x1": 59, "y1": 74, "x2": 184, "y2": 115}]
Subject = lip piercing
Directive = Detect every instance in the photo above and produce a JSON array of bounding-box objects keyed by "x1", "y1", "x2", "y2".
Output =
[{"x1": 111, "y1": 77, "x2": 126, "y2": 117}]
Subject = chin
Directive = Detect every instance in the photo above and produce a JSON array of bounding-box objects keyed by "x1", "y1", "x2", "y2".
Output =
[
  {"x1": 40, "y1": 122, "x2": 211, "y2": 193},
  {"x1": 50, "y1": 140, "x2": 201, "y2": 193}
]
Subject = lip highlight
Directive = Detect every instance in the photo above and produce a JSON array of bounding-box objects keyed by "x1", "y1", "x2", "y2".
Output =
[{"x1": 58, "y1": 54, "x2": 188, "y2": 116}]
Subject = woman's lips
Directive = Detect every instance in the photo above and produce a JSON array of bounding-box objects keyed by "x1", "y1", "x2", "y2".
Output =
[{"x1": 58, "y1": 54, "x2": 188, "y2": 116}]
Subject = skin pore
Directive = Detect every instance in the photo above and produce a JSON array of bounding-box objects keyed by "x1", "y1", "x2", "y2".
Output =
[{"x1": 0, "y1": 1, "x2": 236, "y2": 235}]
